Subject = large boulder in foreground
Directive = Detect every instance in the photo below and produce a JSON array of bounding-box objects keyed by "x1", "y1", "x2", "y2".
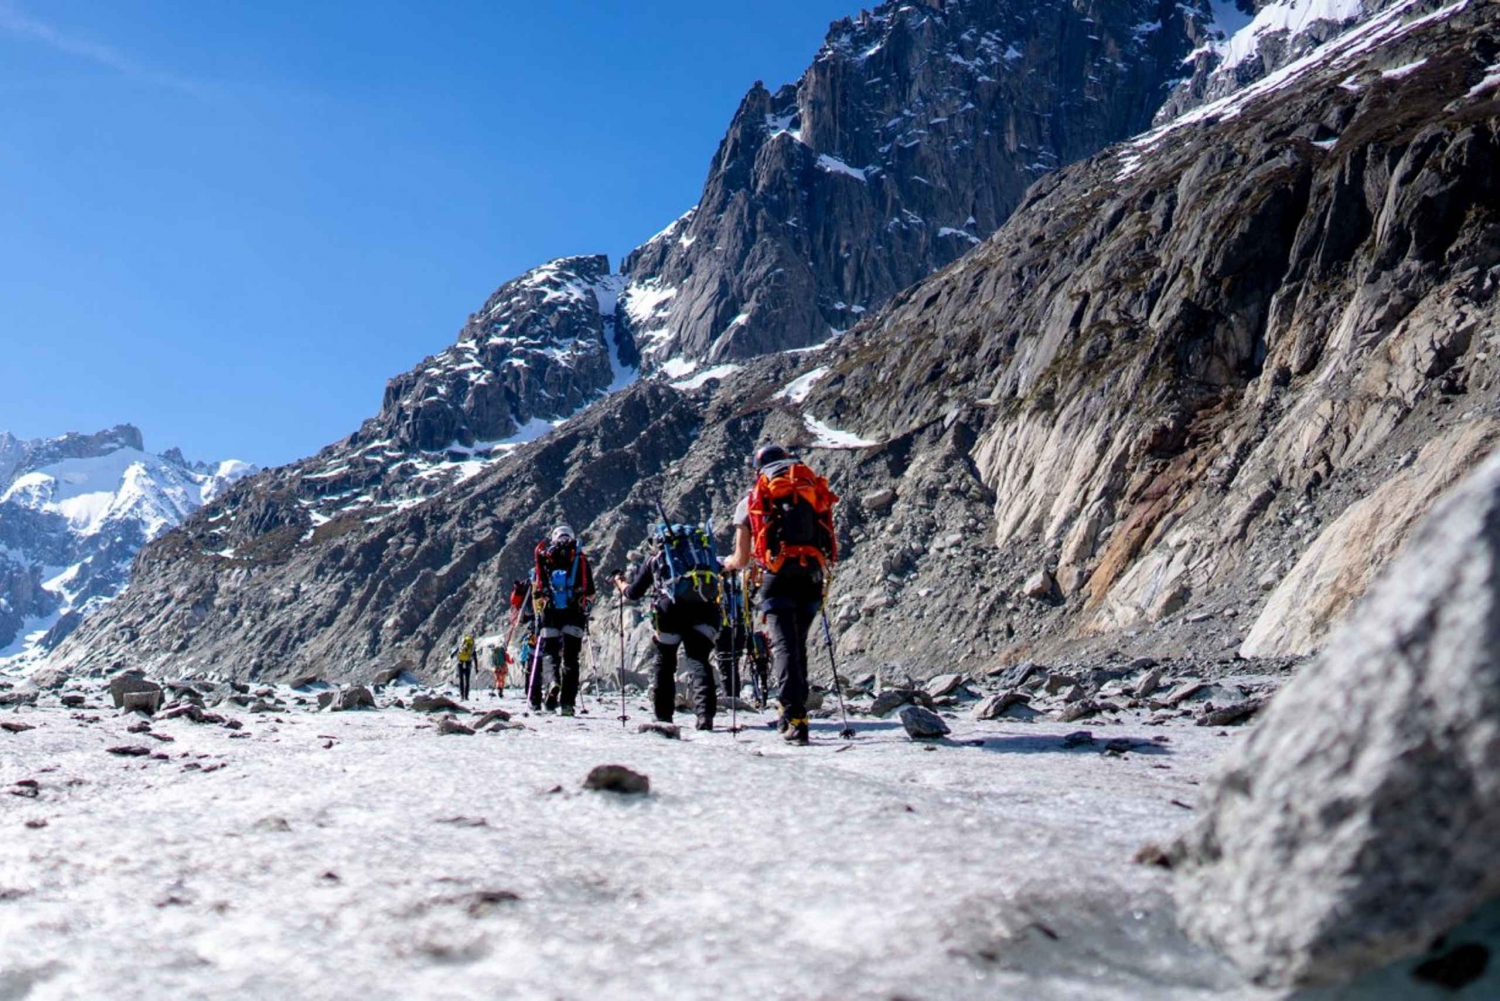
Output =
[{"x1": 1172, "y1": 450, "x2": 1500, "y2": 987}]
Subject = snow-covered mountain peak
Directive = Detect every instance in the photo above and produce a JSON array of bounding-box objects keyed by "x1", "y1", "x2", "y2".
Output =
[{"x1": 0, "y1": 428, "x2": 255, "y2": 666}]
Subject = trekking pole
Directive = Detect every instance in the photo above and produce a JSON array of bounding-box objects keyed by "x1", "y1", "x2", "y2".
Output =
[
  {"x1": 819, "y1": 608, "x2": 856, "y2": 740},
  {"x1": 616, "y1": 583, "x2": 629, "y2": 727}
]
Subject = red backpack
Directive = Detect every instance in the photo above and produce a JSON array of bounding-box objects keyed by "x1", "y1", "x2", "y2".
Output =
[{"x1": 748, "y1": 461, "x2": 838, "y2": 573}]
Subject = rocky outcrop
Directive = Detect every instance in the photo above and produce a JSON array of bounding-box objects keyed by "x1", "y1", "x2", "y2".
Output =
[
  {"x1": 803, "y1": 0, "x2": 1500, "y2": 666},
  {"x1": 1171, "y1": 447, "x2": 1500, "y2": 987},
  {"x1": 619, "y1": 0, "x2": 1213, "y2": 368},
  {"x1": 264, "y1": 0, "x2": 1214, "y2": 525}
]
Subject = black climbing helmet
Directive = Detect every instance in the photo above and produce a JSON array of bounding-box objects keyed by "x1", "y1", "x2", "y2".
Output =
[{"x1": 753, "y1": 443, "x2": 790, "y2": 470}]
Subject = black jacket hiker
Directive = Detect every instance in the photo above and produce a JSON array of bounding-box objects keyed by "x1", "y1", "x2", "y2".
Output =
[{"x1": 623, "y1": 551, "x2": 720, "y2": 727}]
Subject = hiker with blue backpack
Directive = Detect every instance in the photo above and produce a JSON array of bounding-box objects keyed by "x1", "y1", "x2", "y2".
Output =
[
  {"x1": 614, "y1": 521, "x2": 722, "y2": 731},
  {"x1": 523, "y1": 525, "x2": 596, "y2": 716}
]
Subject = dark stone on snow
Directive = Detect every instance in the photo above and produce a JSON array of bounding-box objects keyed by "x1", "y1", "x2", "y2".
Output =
[
  {"x1": 637, "y1": 722, "x2": 681, "y2": 739},
  {"x1": 583, "y1": 764, "x2": 650, "y2": 794},
  {"x1": 412, "y1": 694, "x2": 466, "y2": 714},
  {"x1": 898, "y1": 705, "x2": 950, "y2": 739}
]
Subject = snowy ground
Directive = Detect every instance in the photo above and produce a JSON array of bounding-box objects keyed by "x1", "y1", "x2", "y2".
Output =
[{"x1": 1, "y1": 686, "x2": 1276, "y2": 1001}]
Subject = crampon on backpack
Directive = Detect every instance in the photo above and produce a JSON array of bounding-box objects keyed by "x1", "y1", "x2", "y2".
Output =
[
  {"x1": 653, "y1": 523, "x2": 721, "y2": 607},
  {"x1": 748, "y1": 461, "x2": 838, "y2": 574}
]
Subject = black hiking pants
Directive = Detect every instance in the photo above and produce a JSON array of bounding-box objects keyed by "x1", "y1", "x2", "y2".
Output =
[
  {"x1": 457, "y1": 662, "x2": 472, "y2": 701},
  {"x1": 653, "y1": 603, "x2": 720, "y2": 723},
  {"x1": 715, "y1": 619, "x2": 746, "y2": 699},
  {"x1": 760, "y1": 571, "x2": 824, "y2": 722},
  {"x1": 533, "y1": 607, "x2": 585, "y2": 710}
]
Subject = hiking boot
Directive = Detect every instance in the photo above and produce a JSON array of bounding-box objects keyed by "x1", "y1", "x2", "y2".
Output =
[
  {"x1": 544, "y1": 684, "x2": 560, "y2": 712},
  {"x1": 783, "y1": 717, "x2": 809, "y2": 745},
  {"x1": 559, "y1": 706, "x2": 575, "y2": 718},
  {"x1": 529, "y1": 701, "x2": 542, "y2": 713},
  {"x1": 695, "y1": 716, "x2": 714, "y2": 732}
]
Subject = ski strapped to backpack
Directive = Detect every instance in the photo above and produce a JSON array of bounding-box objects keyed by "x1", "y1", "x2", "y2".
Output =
[{"x1": 747, "y1": 460, "x2": 839, "y2": 573}]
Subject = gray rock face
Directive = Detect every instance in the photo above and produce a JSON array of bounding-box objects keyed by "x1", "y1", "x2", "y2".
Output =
[
  {"x1": 620, "y1": 0, "x2": 1210, "y2": 366},
  {"x1": 1172, "y1": 449, "x2": 1500, "y2": 987}
]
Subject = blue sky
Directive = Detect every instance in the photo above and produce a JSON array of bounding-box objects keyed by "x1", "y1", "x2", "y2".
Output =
[{"x1": 0, "y1": 0, "x2": 856, "y2": 467}]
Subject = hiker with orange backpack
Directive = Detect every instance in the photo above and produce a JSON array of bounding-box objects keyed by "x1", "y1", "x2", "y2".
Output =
[
  {"x1": 722, "y1": 444, "x2": 838, "y2": 745},
  {"x1": 492, "y1": 579, "x2": 529, "y2": 693}
]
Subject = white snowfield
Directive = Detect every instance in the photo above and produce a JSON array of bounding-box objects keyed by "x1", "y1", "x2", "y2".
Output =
[{"x1": 0, "y1": 693, "x2": 1265, "y2": 1001}]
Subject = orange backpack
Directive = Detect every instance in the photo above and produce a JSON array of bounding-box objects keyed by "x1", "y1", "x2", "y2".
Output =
[{"x1": 748, "y1": 462, "x2": 839, "y2": 573}]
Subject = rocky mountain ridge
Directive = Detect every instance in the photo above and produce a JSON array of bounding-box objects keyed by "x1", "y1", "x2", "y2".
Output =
[
  {"x1": 280, "y1": 0, "x2": 1217, "y2": 524},
  {"x1": 48, "y1": 0, "x2": 1499, "y2": 692},
  {"x1": 0, "y1": 426, "x2": 253, "y2": 665}
]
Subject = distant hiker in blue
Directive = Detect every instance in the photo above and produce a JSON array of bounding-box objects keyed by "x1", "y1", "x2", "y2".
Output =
[{"x1": 523, "y1": 525, "x2": 595, "y2": 716}]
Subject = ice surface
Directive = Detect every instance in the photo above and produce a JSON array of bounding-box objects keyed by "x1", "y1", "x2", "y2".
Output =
[{"x1": 0, "y1": 693, "x2": 1264, "y2": 1001}]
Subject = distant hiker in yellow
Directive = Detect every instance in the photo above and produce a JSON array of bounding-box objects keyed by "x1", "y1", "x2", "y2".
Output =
[{"x1": 456, "y1": 634, "x2": 476, "y2": 701}]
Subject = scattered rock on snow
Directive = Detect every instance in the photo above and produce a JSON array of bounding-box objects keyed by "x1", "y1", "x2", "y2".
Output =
[
  {"x1": 898, "y1": 705, "x2": 950, "y2": 739},
  {"x1": 583, "y1": 765, "x2": 650, "y2": 795},
  {"x1": 1058, "y1": 700, "x2": 1102, "y2": 723},
  {"x1": 1194, "y1": 700, "x2": 1263, "y2": 727},
  {"x1": 106, "y1": 745, "x2": 152, "y2": 757},
  {"x1": 1133, "y1": 667, "x2": 1164, "y2": 699},
  {"x1": 288, "y1": 675, "x2": 322, "y2": 689},
  {"x1": 870, "y1": 689, "x2": 933, "y2": 717},
  {"x1": 1061, "y1": 731, "x2": 1095, "y2": 748},
  {"x1": 1, "y1": 721, "x2": 36, "y2": 734},
  {"x1": 989, "y1": 661, "x2": 1039, "y2": 689},
  {"x1": 108, "y1": 673, "x2": 161, "y2": 710},
  {"x1": 319, "y1": 686, "x2": 375, "y2": 712},
  {"x1": 28, "y1": 668, "x2": 68, "y2": 690},
  {"x1": 122, "y1": 690, "x2": 164, "y2": 714},
  {"x1": 436, "y1": 716, "x2": 475, "y2": 736},
  {"x1": 971, "y1": 691, "x2": 1030, "y2": 721},
  {"x1": 923, "y1": 673, "x2": 965, "y2": 698},
  {"x1": 473, "y1": 708, "x2": 512, "y2": 728},
  {"x1": 159, "y1": 704, "x2": 226, "y2": 725},
  {"x1": 412, "y1": 694, "x2": 466, "y2": 714},
  {"x1": 637, "y1": 722, "x2": 681, "y2": 739}
]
